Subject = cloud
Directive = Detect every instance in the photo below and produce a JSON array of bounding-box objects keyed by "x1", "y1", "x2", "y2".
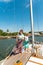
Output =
[
  {"x1": 25, "y1": 0, "x2": 30, "y2": 8},
  {"x1": 26, "y1": 4, "x2": 30, "y2": 8},
  {"x1": 0, "y1": 0, "x2": 12, "y2": 2},
  {"x1": 25, "y1": 0, "x2": 41, "y2": 8}
]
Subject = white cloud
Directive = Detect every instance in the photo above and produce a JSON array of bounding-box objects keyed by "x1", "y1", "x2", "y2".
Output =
[
  {"x1": 26, "y1": 4, "x2": 30, "y2": 8},
  {"x1": 25, "y1": 0, "x2": 41, "y2": 8},
  {"x1": 4, "y1": 0, "x2": 11, "y2": 2},
  {"x1": 0, "y1": 0, "x2": 12, "y2": 2}
]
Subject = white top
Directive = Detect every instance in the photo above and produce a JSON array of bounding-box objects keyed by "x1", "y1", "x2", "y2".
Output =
[
  {"x1": 18, "y1": 34, "x2": 24, "y2": 40},
  {"x1": 25, "y1": 36, "x2": 29, "y2": 42}
]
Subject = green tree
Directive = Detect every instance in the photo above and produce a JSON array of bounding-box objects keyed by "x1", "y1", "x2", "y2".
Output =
[
  {"x1": 2, "y1": 32, "x2": 7, "y2": 36},
  {"x1": 7, "y1": 29, "x2": 9, "y2": 33},
  {"x1": 29, "y1": 31, "x2": 32, "y2": 33},
  {"x1": 39, "y1": 32, "x2": 43, "y2": 35},
  {"x1": 12, "y1": 32, "x2": 18, "y2": 36},
  {"x1": 39, "y1": 32, "x2": 42, "y2": 34},
  {"x1": 0, "y1": 29, "x2": 3, "y2": 36}
]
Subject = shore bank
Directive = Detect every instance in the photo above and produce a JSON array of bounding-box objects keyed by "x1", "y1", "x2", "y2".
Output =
[
  {"x1": 0, "y1": 34, "x2": 43, "y2": 39},
  {"x1": 0, "y1": 36, "x2": 16, "y2": 39}
]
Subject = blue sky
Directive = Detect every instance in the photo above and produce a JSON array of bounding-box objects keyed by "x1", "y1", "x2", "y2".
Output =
[{"x1": 0, "y1": 0, "x2": 43, "y2": 32}]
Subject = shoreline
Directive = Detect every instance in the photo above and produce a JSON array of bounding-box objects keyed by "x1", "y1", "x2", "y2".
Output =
[
  {"x1": 0, "y1": 35, "x2": 43, "y2": 39},
  {"x1": 0, "y1": 36, "x2": 16, "y2": 39}
]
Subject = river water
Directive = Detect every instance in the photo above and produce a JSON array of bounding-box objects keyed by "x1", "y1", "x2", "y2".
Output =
[{"x1": 0, "y1": 35, "x2": 43, "y2": 60}]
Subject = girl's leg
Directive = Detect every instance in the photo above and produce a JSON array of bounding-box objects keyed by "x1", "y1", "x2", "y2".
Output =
[{"x1": 10, "y1": 52, "x2": 15, "y2": 56}]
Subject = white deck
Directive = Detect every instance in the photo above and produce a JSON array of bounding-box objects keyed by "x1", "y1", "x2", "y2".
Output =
[
  {"x1": 0, "y1": 45, "x2": 43, "y2": 65},
  {"x1": 0, "y1": 51, "x2": 31, "y2": 65},
  {"x1": 26, "y1": 62, "x2": 39, "y2": 65},
  {"x1": 26, "y1": 56, "x2": 43, "y2": 65},
  {"x1": 29, "y1": 56, "x2": 43, "y2": 64},
  {"x1": 0, "y1": 55, "x2": 43, "y2": 65}
]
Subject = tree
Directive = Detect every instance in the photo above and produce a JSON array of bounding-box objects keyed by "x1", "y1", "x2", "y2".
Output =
[
  {"x1": 0, "y1": 29, "x2": 3, "y2": 36},
  {"x1": 39, "y1": 32, "x2": 42, "y2": 34},
  {"x1": 39, "y1": 32, "x2": 43, "y2": 35},
  {"x1": 7, "y1": 29, "x2": 9, "y2": 33},
  {"x1": 29, "y1": 31, "x2": 32, "y2": 33},
  {"x1": 12, "y1": 32, "x2": 18, "y2": 36},
  {"x1": 2, "y1": 32, "x2": 7, "y2": 36}
]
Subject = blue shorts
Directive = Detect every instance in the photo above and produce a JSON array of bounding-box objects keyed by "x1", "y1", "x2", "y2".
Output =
[
  {"x1": 24, "y1": 43, "x2": 29, "y2": 48},
  {"x1": 23, "y1": 41, "x2": 29, "y2": 48}
]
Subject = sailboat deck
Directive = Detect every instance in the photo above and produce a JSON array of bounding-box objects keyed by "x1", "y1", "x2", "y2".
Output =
[
  {"x1": 26, "y1": 56, "x2": 43, "y2": 65},
  {"x1": 0, "y1": 51, "x2": 43, "y2": 65},
  {"x1": 1, "y1": 51, "x2": 31, "y2": 65},
  {"x1": 0, "y1": 46, "x2": 43, "y2": 65}
]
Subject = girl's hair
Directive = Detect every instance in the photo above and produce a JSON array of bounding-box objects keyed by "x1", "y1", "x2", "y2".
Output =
[
  {"x1": 19, "y1": 32, "x2": 21, "y2": 35},
  {"x1": 20, "y1": 29, "x2": 23, "y2": 33},
  {"x1": 26, "y1": 33, "x2": 29, "y2": 36}
]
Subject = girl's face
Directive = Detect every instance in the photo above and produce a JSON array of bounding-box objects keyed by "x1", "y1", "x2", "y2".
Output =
[
  {"x1": 19, "y1": 31, "x2": 22, "y2": 35},
  {"x1": 19, "y1": 32, "x2": 21, "y2": 35}
]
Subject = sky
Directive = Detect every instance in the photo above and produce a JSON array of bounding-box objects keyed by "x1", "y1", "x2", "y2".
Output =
[{"x1": 0, "y1": 0, "x2": 43, "y2": 32}]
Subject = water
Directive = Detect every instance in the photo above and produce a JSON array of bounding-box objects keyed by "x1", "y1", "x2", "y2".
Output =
[
  {"x1": 29, "y1": 35, "x2": 43, "y2": 42},
  {"x1": 0, "y1": 36, "x2": 43, "y2": 60},
  {"x1": 0, "y1": 38, "x2": 16, "y2": 60}
]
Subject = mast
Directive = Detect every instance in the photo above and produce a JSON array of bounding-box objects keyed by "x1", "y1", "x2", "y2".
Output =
[{"x1": 30, "y1": 0, "x2": 34, "y2": 48}]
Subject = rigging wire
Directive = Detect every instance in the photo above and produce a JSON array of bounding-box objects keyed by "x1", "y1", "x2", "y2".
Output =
[
  {"x1": 34, "y1": 2, "x2": 42, "y2": 42},
  {"x1": 36, "y1": 3, "x2": 40, "y2": 33}
]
